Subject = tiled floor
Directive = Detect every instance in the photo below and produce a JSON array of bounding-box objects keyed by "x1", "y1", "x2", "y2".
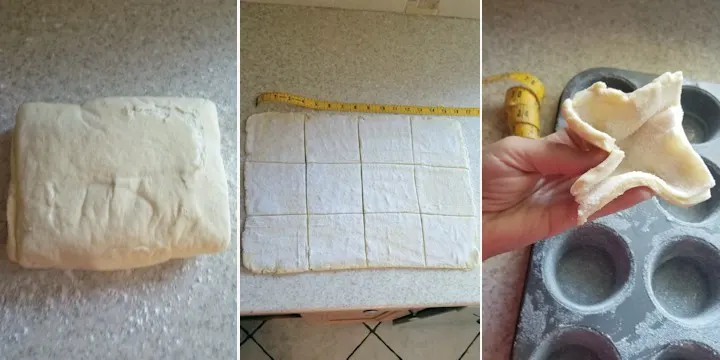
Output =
[{"x1": 240, "y1": 307, "x2": 480, "y2": 360}]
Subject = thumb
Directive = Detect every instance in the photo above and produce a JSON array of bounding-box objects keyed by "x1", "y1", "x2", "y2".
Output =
[{"x1": 501, "y1": 136, "x2": 608, "y2": 176}]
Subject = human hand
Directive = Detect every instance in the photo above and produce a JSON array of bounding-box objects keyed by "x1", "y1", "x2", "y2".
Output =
[{"x1": 482, "y1": 129, "x2": 653, "y2": 260}]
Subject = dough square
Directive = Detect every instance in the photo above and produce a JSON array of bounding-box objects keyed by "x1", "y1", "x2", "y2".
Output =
[
  {"x1": 365, "y1": 213, "x2": 425, "y2": 267},
  {"x1": 359, "y1": 115, "x2": 413, "y2": 163},
  {"x1": 412, "y1": 117, "x2": 468, "y2": 168},
  {"x1": 8, "y1": 97, "x2": 230, "y2": 270},
  {"x1": 242, "y1": 215, "x2": 309, "y2": 274},
  {"x1": 422, "y1": 215, "x2": 478, "y2": 268},
  {"x1": 307, "y1": 164, "x2": 362, "y2": 214},
  {"x1": 308, "y1": 214, "x2": 366, "y2": 270},
  {"x1": 246, "y1": 112, "x2": 306, "y2": 163},
  {"x1": 415, "y1": 166, "x2": 474, "y2": 216},
  {"x1": 305, "y1": 113, "x2": 360, "y2": 163},
  {"x1": 362, "y1": 164, "x2": 419, "y2": 213},
  {"x1": 245, "y1": 162, "x2": 306, "y2": 215}
]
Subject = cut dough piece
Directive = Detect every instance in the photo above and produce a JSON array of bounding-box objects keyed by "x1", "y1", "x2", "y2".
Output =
[
  {"x1": 8, "y1": 97, "x2": 230, "y2": 270},
  {"x1": 412, "y1": 117, "x2": 468, "y2": 168},
  {"x1": 245, "y1": 162, "x2": 306, "y2": 215},
  {"x1": 307, "y1": 163, "x2": 362, "y2": 214},
  {"x1": 306, "y1": 113, "x2": 360, "y2": 163},
  {"x1": 246, "y1": 112, "x2": 306, "y2": 163},
  {"x1": 415, "y1": 166, "x2": 474, "y2": 216},
  {"x1": 359, "y1": 115, "x2": 413, "y2": 163},
  {"x1": 308, "y1": 214, "x2": 366, "y2": 270},
  {"x1": 562, "y1": 72, "x2": 716, "y2": 224},
  {"x1": 365, "y1": 213, "x2": 424, "y2": 267},
  {"x1": 362, "y1": 164, "x2": 419, "y2": 213},
  {"x1": 422, "y1": 215, "x2": 478, "y2": 268},
  {"x1": 242, "y1": 215, "x2": 309, "y2": 274}
]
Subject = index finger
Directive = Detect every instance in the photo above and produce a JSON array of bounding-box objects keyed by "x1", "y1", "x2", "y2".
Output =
[{"x1": 544, "y1": 128, "x2": 591, "y2": 151}]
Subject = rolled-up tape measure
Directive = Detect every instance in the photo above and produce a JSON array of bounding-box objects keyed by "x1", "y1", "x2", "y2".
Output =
[{"x1": 482, "y1": 72, "x2": 545, "y2": 139}]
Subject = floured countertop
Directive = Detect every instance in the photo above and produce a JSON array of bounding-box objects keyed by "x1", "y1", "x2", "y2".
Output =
[
  {"x1": 483, "y1": 0, "x2": 720, "y2": 357},
  {"x1": 239, "y1": 4, "x2": 480, "y2": 313},
  {"x1": 0, "y1": 1, "x2": 237, "y2": 358}
]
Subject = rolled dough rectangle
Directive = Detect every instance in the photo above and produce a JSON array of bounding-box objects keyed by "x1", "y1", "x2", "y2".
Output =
[
  {"x1": 242, "y1": 112, "x2": 478, "y2": 274},
  {"x1": 8, "y1": 97, "x2": 231, "y2": 270}
]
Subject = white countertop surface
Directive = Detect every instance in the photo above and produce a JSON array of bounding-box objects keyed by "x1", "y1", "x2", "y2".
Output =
[{"x1": 239, "y1": 3, "x2": 480, "y2": 314}]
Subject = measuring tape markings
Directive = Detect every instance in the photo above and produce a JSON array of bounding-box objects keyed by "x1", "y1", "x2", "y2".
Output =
[{"x1": 256, "y1": 91, "x2": 480, "y2": 117}]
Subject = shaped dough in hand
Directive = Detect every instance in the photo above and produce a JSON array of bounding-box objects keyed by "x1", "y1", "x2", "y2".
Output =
[{"x1": 561, "y1": 72, "x2": 716, "y2": 224}]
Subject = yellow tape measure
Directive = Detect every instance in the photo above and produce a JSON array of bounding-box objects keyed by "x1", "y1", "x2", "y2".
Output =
[
  {"x1": 482, "y1": 72, "x2": 545, "y2": 139},
  {"x1": 256, "y1": 92, "x2": 480, "y2": 117}
]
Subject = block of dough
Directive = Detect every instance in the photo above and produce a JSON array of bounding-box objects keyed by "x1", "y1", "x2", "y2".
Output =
[
  {"x1": 308, "y1": 214, "x2": 366, "y2": 270},
  {"x1": 415, "y1": 166, "x2": 475, "y2": 216},
  {"x1": 307, "y1": 163, "x2": 362, "y2": 214},
  {"x1": 562, "y1": 72, "x2": 716, "y2": 224},
  {"x1": 359, "y1": 115, "x2": 413, "y2": 163},
  {"x1": 365, "y1": 213, "x2": 424, "y2": 267},
  {"x1": 245, "y1": 162, "x2": 306, "y2": 215},
  {"x1": 306, "y1": 113, "x2": 359, "y2": 163},
  {"x1": 242, "y1": 215, "x2": 309, "y2": 274},
  {"x1": 422, "y1": 215, "x2": 478, "y2": 268},
  {"x1": 246, "y1": 112, "x2": 306, "y2": 163},
  {"x1": 362, "y1": 164, "x2": 419, "y2": 213},
  {"x1": 412, "y1": 117, "x2": 468, "y2": 168},
  {"x1": 8, "y1": 97, "x2": 231, "y2": 270}
]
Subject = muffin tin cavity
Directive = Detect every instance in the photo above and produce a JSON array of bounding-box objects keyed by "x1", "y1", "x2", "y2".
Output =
[
  {"x1": 584, "y1": 75, "x2": 637, "y2": 93},
  {"x1": 647, "y1": 236, "x2": 720, "y2": 327},
  {"x1": 680, "y1": 86, "x2": 720, "y2": 144},
  {"x1": 513, "y1": 68, "x2": 720, "y2": 359},
  {"x1": 542, "y1": 224, "x2": 633, "y2": 313},
  {"x1": 653, "y1": 340, "x2": 720, "y2": 360},
  {"x1": 657, "y1": 159, "x2": 720, "y2": 223},
  {"x1": 529, "y1": 327, "x2": 621, "y2": 360}
]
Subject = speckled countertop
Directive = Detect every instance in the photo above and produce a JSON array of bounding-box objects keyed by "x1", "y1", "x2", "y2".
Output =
[
  {"x1": 483, "y1": 0, "x2": 720, "y2": 358},
  {"x1": 0, "y1": 1, "x2": 236, "y2": 359},
  {"x1": 239, "y1": 4, "x2": 480, "y2": 314}
]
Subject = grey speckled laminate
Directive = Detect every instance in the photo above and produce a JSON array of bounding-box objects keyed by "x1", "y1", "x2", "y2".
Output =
[
  {"x1": 239, "y1": 3, "x2": 480, "y2": 314},
  {"x1": 0, "y1": 1, "x2": 237, "y2": 359}
]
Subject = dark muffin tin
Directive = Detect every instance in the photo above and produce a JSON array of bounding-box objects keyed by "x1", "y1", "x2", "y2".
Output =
[{"x1": 512, "y1": 67, "x2": 720, "y2": 359}]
